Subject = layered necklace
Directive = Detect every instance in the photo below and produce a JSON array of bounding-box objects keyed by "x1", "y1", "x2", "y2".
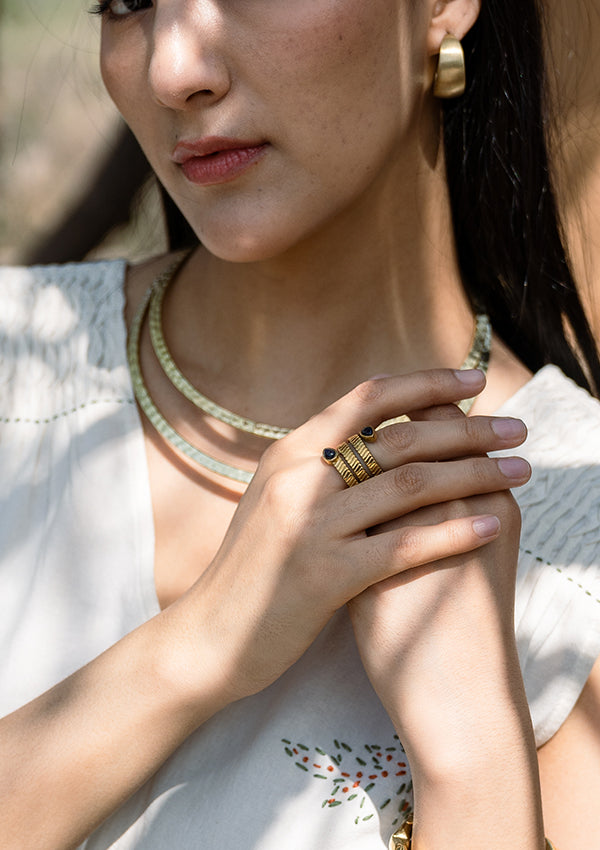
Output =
[{"x1": 127, "y1": 261, "x2": 492, "y2": 484}]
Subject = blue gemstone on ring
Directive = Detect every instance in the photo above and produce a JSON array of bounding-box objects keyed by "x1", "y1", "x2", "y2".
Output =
[
  {"x1": 322, "y1": 447, "x2": 337, "y2": 463},
  {"x1": 360, "y1": 426, "x2": 375, "y2": 440}
]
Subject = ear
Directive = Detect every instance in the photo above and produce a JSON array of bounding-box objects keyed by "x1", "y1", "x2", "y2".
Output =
[{"x1": 426, "y1": 0, "x2": 482, "y2": 56}]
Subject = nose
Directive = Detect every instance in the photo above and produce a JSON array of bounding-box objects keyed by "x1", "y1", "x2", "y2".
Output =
[{"x1": 148, "y1": 5, "x2": 231, "y2": 109}]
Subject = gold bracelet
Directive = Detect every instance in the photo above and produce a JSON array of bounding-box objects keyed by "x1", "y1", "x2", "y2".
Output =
[
  {"x1": 389, "y1": 818, "x2": 557, "y2": 850},
  {"x1": 388, "y1": 814, "x2": 413, "y2": 850}
]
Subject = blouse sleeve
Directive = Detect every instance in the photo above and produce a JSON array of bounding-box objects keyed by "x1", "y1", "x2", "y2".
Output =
[{"x1": 494, "y1": 366, "x2": 600, "y2": 746}]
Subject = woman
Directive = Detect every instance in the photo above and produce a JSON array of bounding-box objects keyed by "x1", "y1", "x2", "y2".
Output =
[{"x1": 1, "y1": 1, "x2": 599, "y2": 848}]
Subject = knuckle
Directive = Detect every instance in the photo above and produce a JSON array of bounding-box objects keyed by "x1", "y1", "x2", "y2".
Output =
[
  {"x1": 392, "y1": 463, "x2": 426, "y2": 496},
  {"x1": 393, "y1": 525, "x2": 423, "y2": 565},
  {"x1": 420, "y1": 368, "x2": 449, "y2": 403},
  {"x1": 462, "y1": 415, "x2": 483, "y2": 444},
  {"x1": 468, "y1": 456, "x2": 493, "y2": 487},
  {"x1": 352, "y1": 378, "x2": 386, "y2": 406},
  {"x1": 380, "y1": 422, "x2": 416, "y2": 453},
  {"x1": 255, "y1": 436, "x2": 287, "y2": 474},
  {"x1": 260, "y1": 471, "x2": 315, "y2": 542},
  {"x1": 260, "y1": 469, "x2": 296, "y2": 509}
]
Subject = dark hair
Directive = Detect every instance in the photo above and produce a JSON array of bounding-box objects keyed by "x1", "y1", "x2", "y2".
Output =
[
  {"x1": 443, "y1": 0, "x2": 600, "y2": 395},
  {"x1": 160, "y1": 184, "x2": 198, "y2": 252},
  {"x1": 162, "y1": 0, "x2": 600, "y2": 395}
]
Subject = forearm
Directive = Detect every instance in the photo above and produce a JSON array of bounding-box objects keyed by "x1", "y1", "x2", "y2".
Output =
[
  {"x1": 383, "y1": 620, "x2": 544, "y2": 848},
  {"x1": 0, "y1": 603, "x2": 228, "y2": 850},
  {"x1": 399, "y1": 680, "x2": 543, "y2": 848}
]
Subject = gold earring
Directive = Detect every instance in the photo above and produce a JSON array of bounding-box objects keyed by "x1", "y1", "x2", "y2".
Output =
[{"x1": 433, "y1": 34, "x2": 466, "y2": 99}]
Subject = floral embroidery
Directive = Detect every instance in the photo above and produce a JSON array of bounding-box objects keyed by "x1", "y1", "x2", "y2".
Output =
[{"x1": 281, "y1": 736, "x2": 413, "y2": 827}]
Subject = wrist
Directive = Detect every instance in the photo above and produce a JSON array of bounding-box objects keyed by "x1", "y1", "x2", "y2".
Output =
[
  {"x1": 389, "y1": 814, "x2": 557, "y2": 850},
  {"x1": 393, "y1": 709, "x2": 544, "y2": 850},
  {"x1": 153, "y1": 599, "x2": 236, "y2": 723}
]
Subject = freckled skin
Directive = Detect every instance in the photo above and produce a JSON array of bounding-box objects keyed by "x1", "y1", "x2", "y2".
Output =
[{"x1": 100, "y1": 0, "x2": 432, "y2": 262}]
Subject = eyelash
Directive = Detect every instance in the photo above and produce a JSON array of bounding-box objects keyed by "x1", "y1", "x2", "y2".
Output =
[{"x1": 89, "y1": 0, "x2": 152, "y2": 20}]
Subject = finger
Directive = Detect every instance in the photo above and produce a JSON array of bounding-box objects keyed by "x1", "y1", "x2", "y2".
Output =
[
  {"x1": 407, "y1": 402, "x2": 465, "y2": 422},
  {"x1": 365, "y1": 415, "x2": 526, "y2": 471},
  {"x1": 301, "y1": 368, "x2": 485, "y2": 446},
  {"x1": 348, "y1": 514, "x2": 501, "y2": 589},
  {"x1": 328, "y1": 454, "x2": 530, "y2": 535},
  {"x1": 367, "y1": 492, "x2": 501, "y2": 535}
]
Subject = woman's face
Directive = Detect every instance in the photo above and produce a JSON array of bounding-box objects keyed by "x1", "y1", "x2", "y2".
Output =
[{"x1": 100, "y1": 0, "x2": 433, "y2": 262}]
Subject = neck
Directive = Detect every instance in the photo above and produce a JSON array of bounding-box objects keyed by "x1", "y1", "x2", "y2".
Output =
[{"x1": 161, "y1": 138, "x2": 476, "y2": 427}]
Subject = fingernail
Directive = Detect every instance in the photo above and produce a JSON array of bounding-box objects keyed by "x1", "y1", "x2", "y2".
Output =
[
  {"x1": 498, "y1": 456, "x2": 531, "y2": 479},
  {"x1": 454, "y1": 368, "x2": 485, "y2": 386},
  {"x1": 369, "y1": 373, "x2": 392, "y2": 380},
  {"x1": 472, "y1": 515, "x2": 501, "y2": 538},
  {"x1": 491, "y1": 417, "x2": 526, "y2": 440}
]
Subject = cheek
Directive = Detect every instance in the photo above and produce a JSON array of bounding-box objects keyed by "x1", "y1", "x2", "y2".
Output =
[
  {"x1": 257, "y1": 1, "x2": 424, "y2": 161},
  {"x1": 100, "y1": 26, "x2": 148, "y2": 129}
]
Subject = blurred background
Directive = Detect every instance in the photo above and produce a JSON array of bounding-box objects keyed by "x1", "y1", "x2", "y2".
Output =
[{"x1": 0, "y1": 0, "x2": 165, "y2": 264}]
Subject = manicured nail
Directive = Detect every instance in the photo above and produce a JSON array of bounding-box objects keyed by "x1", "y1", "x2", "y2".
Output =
[
  {"x1": 454, "y1": 368, "x2": 485, "y2": 386},
  {"x1": 498, "y1": 457, "x2": 531, "y2": 479},
  {"x1": 491, "y1": 417, "x2": 526, "y2": 440},
  {"x1": 472, "y1": 515, "x2": 501, "y2": 539}
]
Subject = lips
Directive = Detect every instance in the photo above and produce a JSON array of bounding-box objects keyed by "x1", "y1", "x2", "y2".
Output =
[{"x1": 172, "y1": 136, "x2": 268, "y2": 186}]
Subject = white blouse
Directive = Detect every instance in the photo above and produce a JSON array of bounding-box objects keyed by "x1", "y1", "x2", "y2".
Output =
[{"x1": 1, "y1": 262, "x2": 599, "y2": 849}]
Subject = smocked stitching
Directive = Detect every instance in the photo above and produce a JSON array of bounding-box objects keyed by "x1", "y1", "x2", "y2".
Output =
[{"x1": 0, "y1": 397, "x2": 135, "y2": 425}]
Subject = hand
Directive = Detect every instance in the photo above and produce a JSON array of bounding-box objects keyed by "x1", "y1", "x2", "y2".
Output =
[
  {"x1": 169, "y1": 369, "x2": 530, "y2": 709},
  {"x1": 347, "y1": 403, "x2": 530, "y2": 769}
]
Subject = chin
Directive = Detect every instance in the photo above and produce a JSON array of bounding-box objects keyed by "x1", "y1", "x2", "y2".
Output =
[{"x1": 182, "y1": 209, "x2": 317, "y2": 265}]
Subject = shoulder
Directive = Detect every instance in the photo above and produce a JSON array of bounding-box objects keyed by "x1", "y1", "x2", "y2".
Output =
[
  {"x1": 0, "y1": 260, "x2": 129, "y2": 416},
  {"x1": 495, "y1": 365, "x2": 600, "y2": 543},
  {"x1": 0, "y1": 259, "x2": 127, "y2": 343},
  {"x1": 494, "y1": 366, "x2": 600, "y2": 745}
]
